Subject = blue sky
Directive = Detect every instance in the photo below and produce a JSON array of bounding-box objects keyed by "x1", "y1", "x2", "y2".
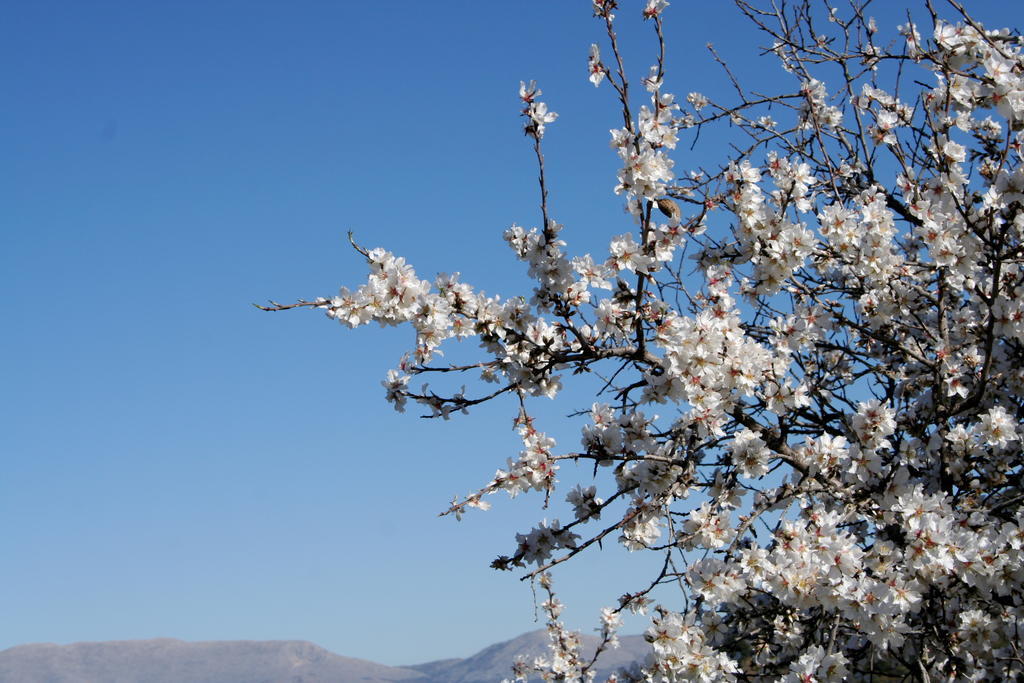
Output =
[{"x1": 2, "y1": 0, "x2": 1014, "y2": 667}]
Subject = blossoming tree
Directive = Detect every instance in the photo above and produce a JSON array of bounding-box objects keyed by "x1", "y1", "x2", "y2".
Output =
[{"x1": 261, "y1": 0, "x2": 1024, "y2": 679}]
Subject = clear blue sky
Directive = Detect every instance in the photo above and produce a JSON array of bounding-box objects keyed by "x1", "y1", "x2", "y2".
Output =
[{"x1": 2, "y1": 0, "x2": 1013, "y2": 667}]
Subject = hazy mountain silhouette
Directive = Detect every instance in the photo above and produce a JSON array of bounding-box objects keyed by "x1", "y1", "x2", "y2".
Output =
[
  {"x1": 0, "y1": 639, "x2": 424, "y2": 682},
  {"x1": 406, "y1": 629, "x2": 649, "y2": 682},
  {"x1": 0, "y1": 630, "x2": 652, "y2": 682}
]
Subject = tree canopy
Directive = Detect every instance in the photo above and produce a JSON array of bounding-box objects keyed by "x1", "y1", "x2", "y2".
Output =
[{"x1": 264, "y1": 1, "x2": 1024, "y2": 679}]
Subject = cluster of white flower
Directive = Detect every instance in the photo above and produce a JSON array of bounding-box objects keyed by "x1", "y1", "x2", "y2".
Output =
[
  {"x1": 515, "y1": 518, "x2": 579, "y2": 566},
  {"x1": 520, "y1": 80, "x2": 558, "y2": 139},
  {"x1": 272, "y1": 1, "x2": 1024, "y2": 679},
  {"x1": 594, "y1": 25, "x2": 681, "y2": 204},
  {"x1": 508, "y1": 573, "x2": 592, "y2": 683},
  {"x1": 797, "y1": 78, "x2": 844, "y2": 130},
  {"x1": 637, "y1": 610, "x2": 739, "y2": 681},
  {"x1": 494, "y1": 421, "x2": 559, "y2": 499}
]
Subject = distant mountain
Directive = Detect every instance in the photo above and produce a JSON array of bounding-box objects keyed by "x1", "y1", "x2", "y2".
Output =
[
  {"x1": 0, "y1": 630, "x2": 652, "y2": 682},
  {"x1": 406, "y1": 630, "x2": 650, "y2": 682},
  {"x1": 0, "y1": 639, "x2": 425, "y2": 683}
]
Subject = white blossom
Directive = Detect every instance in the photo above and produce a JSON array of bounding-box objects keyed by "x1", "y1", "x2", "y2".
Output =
[{"x1": 272, "y1": 3, "x2": 1024, "y2": 680}]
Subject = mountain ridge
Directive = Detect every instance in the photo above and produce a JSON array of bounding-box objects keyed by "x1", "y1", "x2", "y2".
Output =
[{"x1": 0, "y1": 630, "x2": 652, "y2": 682}]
